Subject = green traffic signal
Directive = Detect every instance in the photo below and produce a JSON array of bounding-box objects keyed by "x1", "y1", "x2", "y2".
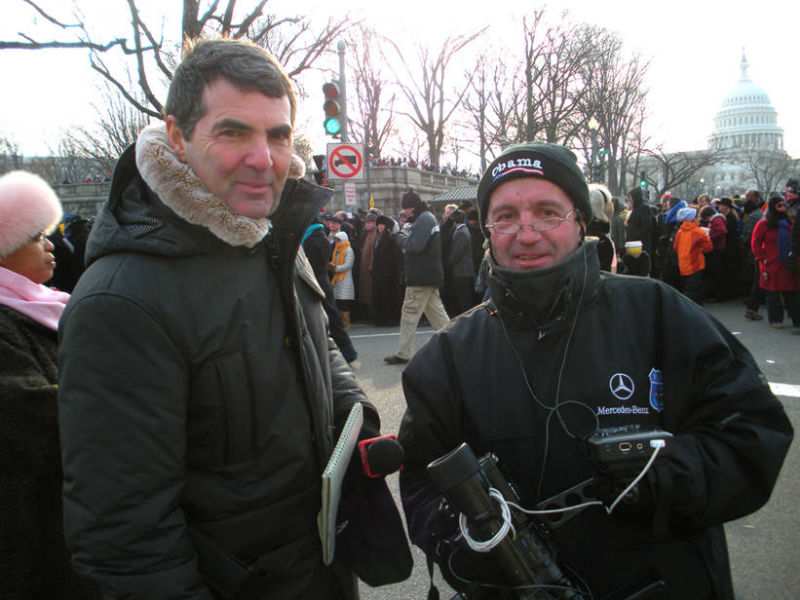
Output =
[
  {"x1": 322, "y1": 81, "x2": 343, "y2": 137},
  {"x1": 324, "y1": 117, "x2": 342, "y2": 136}
]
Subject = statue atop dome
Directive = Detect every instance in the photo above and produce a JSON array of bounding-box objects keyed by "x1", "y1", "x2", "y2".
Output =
[{"x1": 740, "y1": 48, "x2": 750, "y2": 82}]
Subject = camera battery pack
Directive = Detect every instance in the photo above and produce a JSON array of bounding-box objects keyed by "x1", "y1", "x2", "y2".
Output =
[{"x1": 584, "y1": 426, "x2": 673, "y2": 470}]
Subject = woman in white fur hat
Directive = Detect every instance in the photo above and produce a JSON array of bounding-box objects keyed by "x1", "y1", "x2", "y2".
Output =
[{"x1": 0, "y1": 171, "x2": 99, "y2": 598}]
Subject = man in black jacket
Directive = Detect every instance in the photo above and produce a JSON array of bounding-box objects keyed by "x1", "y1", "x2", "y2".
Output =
[
  {"x1": 58, "y1": 38, "x2": 389, "y2": 600},
  {"x1": 398, "y1": 142, "x2": 793, "y2": 599}
]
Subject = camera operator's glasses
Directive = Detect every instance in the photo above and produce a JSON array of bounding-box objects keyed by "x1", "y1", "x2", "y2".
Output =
[{"x1": 487, "y1": 210, "x2": 576, "y2": 235}]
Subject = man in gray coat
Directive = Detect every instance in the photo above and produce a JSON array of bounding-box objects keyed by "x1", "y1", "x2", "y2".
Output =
[
  {"x1": 446, "y1": 208, "x2": 475, "y2": 316},
  {"x1": 384, "y1": 189, "x2": 449, "y2": 364}
]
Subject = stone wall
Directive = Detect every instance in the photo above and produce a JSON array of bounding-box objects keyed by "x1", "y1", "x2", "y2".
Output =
[{"x1": 51, "y1": 167, "x2": 478, "y2": 219}]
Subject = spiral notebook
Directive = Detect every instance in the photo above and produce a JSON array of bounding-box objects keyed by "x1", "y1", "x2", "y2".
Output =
[{"x1": 318, "y1": 401, "x2": 363, "y2": 565}]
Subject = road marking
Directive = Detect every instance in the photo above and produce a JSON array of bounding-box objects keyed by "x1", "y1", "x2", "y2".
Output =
[
  {"x1": 347, "y1": 329, "x2": 800, "y2": 399},
  {"x1": 769, "y1": 383, "x2": 800, "y2": 399},
  {"x1": 350, "y1": 329, "x2": 435, "y2": 340}
]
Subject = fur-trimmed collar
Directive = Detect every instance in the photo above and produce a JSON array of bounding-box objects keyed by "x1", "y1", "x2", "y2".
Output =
[{"x1": 135, "y1": 123, "x2": 271, "y2": 248}]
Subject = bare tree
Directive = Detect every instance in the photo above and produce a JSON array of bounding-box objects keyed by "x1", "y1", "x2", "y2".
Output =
[
  {"x1": 385, "y1": 30, "x2": 484, "y2": 168},
  {"x1": 2, "y1": 1, "x2": 351, "y2": 118},
  {"x1": 346, "y1": 25, "x2": 396, "y2": 161},
  {"x1": 642, "y1": 148, "x2": 726, "y2": 199},
  {"x1": 461, "y1": 54, "x2": 517, "y2": 172},
  {"x1": 511, "y1": 11, "x2": 593, "y2": 146},
  {"x1": 55, "y1": 136, "x2": 95, "y2": 184},
  {"x1": 0, "y1": 134, "x2": 24, "y2": 174},
  {"x1": 58, "y1": 83, "x2": 151, "y2": 176},
  {"x1": 740, "y1": 148, "x2": 799, "y2": 196},
  {"x1": 575, "y1": 26, "x2": 650, "y2": 194}
]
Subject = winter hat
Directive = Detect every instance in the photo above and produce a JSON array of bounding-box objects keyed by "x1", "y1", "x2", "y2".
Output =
[
  {"x1": 677, "y1": 207, "x2": 697, "y2": 222},
  {"x1": 0, "y1": 171, "x2": 63, "y2": 259},
  {"x1": 288, "y1": 154, "x2": 307, "y2": 179},
  {"x1": 401, "y1": 189, "x2": 423, "y2": 210},
  {"x1": 334, "y1": 231, "x2": 349, "y2": 242},
  {"x1": 718, "y1": 197, "x2": 733, "y2": 208},
  {"x1": 477, "y1": 142, "x2": 590, "y2": 237},
  {"x1": 376, "y1": 215, "x2": 395, "y2": 229},
  {"x1": 588, "y1": 183, "x2": 613, "y2": 224},
  {"x1": 786, "y1": 178, "x2": 799, "y2": 194}
]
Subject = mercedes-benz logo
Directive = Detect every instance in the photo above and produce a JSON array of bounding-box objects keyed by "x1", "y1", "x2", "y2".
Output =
[{"x1": 609, "y1": 373, "x2": 635, "y2": 401}]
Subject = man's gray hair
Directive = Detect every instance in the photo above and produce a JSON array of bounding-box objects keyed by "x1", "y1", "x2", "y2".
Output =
[{"x1": 164, "y1": 37, "x2": 297, "y2": 140}]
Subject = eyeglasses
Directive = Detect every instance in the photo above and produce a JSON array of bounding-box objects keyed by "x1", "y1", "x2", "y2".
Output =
[
  {"x1": 29, "y1": 232, "x2": 47, "y2": 244},
  {"x1": 486, "y1": 210, "x2": 576, "y2": 235}
]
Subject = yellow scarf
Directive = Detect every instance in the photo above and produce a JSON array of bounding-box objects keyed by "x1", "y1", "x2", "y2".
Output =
[{"x1": 330, "y1": 240, "x2": 350, "y2": 286}]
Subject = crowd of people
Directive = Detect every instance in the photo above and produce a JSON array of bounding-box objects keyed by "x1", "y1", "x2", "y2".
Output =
[
  {"x1": 367, "y1": 155, "x2": 480, "y2": 179},
  {"x1": 308, "y1": 174, "x2": 800, "y2": 363},
  {"x1": 617, "y1": 181, "x2": 800, "y2": 331},
  {"x1": 0, "y1": 35, "x2": 794, "y2": 600}
]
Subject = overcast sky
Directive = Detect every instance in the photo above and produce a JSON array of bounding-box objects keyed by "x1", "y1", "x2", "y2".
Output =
[{"x1": 1, "y1": 0, "x2": 797, "y2": 164}]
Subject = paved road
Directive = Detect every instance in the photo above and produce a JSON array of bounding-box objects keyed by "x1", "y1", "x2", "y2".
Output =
[{"x1": 346, "y1": 298, "x2": 799, "y2": 599}]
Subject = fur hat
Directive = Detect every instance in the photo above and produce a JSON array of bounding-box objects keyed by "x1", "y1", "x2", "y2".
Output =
[
  {"x1": 0, "y1": 171, "x2": 63, "y2": 259},
  {"x1": 477, "y1": 142, "x2": 590, "y2": 237},
  {"x1": 376, "y1": 215, "x2": 395, "y2": 229},
  {"x1": 401, "y1": 189, "x2": 423, "y2": 210},
  {"x1": 588, "y1": 183, "x2": 613, "y2": 224},
  {"x1": 288, "y1": 154, "x2": 307, "y2": 179}
]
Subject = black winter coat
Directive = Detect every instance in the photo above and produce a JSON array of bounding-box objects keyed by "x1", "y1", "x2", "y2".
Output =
[
  {"x1": 399, "y1": 244, "x2": 792, "y2": 599},
  {"x1": 0, "y1": 305, "x2": 100, "y2": 599},
  {"x1": 396, "y1": 210, "x2": 444, "y2": 287},
  {"x1": 58, "y1": 145, "x2": 376, "y2": 600}
]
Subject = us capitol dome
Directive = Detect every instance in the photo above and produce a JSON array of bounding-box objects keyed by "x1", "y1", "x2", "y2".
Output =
[{"x1": 708, "y1": 51, "x2": 784, "y2": 151}]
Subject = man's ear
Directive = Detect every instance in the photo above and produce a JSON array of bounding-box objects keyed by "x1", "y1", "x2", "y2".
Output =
[{"x1": 165, "y1": 115, "x2": 187, "y2": 162}]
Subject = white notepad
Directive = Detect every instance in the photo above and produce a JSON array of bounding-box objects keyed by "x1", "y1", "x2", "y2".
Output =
[{"x1": 318, "y1": 401, "x2": 363, "y2": 565}]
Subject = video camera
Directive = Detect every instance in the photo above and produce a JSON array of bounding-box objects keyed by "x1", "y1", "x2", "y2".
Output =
[{"x1": 427, "y1": 443, "x2": 588, "y2": 599}]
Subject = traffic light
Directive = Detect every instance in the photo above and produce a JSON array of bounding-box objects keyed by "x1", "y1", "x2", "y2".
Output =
[
  {"x1": 312, "y1": 154, "x2": 328, "y2": 187},
  {"x1": 322, "y1": 82, "x2": 342, "y2": 137},
  {"x1": 639, "y1": 171, "x2": 647, "y2": 188}
]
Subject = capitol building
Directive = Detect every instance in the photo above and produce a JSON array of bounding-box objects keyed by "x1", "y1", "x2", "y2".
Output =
[
  {"x1": 708, "y1": 53, "x2": 784, "y2": 152},
  {"x1": 645, "y1": 51, "x2": 795, "y2": 199}
]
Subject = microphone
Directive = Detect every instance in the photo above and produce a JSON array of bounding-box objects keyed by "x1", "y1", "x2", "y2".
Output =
[{"x1": 358, "y1": 435, "x2": 404, "y2": 478}]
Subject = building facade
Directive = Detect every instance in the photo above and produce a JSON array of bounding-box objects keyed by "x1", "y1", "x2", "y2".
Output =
[{"x1": 643, "y1": 51, "x2": 795, "y2": 200}]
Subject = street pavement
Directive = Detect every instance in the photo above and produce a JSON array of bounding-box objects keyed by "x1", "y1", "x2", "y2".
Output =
[{"x1": 346, "y1": 298, "x2": 799, "y2": 599}]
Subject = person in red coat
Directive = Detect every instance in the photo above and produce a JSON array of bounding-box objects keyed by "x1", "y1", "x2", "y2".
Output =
[{"x1": 751, "y1": 194, "x2": 800, "y2": 329}]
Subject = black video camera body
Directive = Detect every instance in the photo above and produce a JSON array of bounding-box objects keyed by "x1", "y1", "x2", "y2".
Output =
[{"x1": 427, "y1": 443, "x2": 586, "y2": 599}]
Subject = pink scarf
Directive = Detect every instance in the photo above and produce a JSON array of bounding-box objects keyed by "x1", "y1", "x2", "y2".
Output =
[{"x1": 0, "y1": 266, "x2": 70, "y2": 331}]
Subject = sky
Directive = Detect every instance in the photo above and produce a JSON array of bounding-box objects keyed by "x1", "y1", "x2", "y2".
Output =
[{"x1": 1, "y1": 0, "x2": 798, "y2": 164}]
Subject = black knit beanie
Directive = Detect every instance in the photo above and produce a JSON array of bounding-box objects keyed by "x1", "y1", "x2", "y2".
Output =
[{"x1": 477, "y1": 142, "x2": 591, "y2": 238}]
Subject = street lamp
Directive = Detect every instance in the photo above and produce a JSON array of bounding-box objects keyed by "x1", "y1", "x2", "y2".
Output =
[{"x1": 587, "y1": 117, "x2": 599, "y2": 182}]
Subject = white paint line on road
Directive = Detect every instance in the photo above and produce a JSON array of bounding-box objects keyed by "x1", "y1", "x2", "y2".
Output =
[
  {"x1": 769, "y1": 382, "x2": 800, "y2": 399},
  {"x1": 347, "y1": 329, "x2": 800, "y2": 399},
  {"x1": 350, "y1": 329, "x2": 435, "y2": 340}
]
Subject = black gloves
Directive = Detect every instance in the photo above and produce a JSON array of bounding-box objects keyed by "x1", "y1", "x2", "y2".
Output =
[{"x1": 595, "y1": 470, "x2": 656, "y2": 520}]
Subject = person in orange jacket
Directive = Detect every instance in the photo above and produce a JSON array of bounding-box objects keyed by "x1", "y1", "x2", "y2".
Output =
[{"x1": 674, "y1": 207, "x2": 713, "y2": 305}]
